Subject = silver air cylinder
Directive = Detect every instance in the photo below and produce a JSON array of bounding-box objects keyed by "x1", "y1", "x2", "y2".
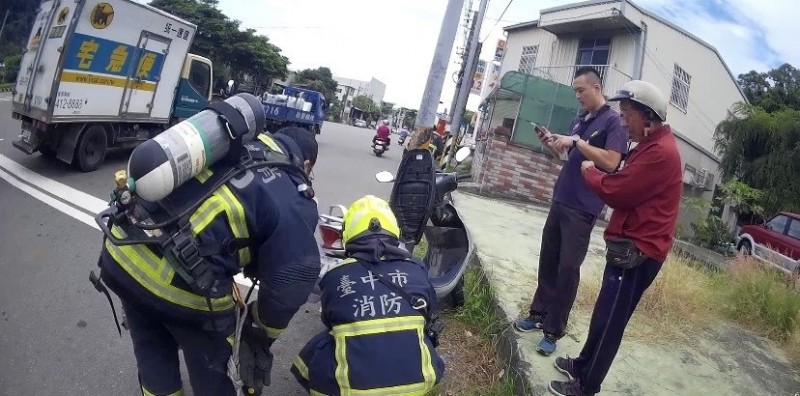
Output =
[{"x1": 127, "y1": 93, "x2": 266, "y2": 202}]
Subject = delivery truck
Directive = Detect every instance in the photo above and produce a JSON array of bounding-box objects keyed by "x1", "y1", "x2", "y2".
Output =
[{"x1": 11, "y1": 0, "x2": 215, "y2": 172}]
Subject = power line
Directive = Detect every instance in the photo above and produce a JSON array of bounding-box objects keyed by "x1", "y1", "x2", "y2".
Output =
[{"x1": 481, "y1": 0, "x2": 514, "y2": 42}]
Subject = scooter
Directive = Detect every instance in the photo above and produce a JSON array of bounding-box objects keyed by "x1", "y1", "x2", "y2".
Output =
[
  {"x1": 315, "y1": 146, "x2": 474, "y2": 307},
  {"x1": 372, "y1": 137, "x2": 390, "y2": 157},
  {"x1": 398, "y1": 134, "x2": 407, "y2": 146}
]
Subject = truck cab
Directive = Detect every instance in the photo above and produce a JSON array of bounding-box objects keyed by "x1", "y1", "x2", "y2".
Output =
[{"x1": 173, "y1": 54, "x2": 214, "y2": 121}]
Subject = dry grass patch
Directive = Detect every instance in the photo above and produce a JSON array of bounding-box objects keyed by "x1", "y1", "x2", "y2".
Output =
[
  {"x1": 433, "y1": 316, "x2": 508, "y2": 395},
  {"x1": 574, "y1": 252, "x2": 800, "y2": 368},
  {"x1": 575, "y1": 253, "x2": 720, "y2": 343}
]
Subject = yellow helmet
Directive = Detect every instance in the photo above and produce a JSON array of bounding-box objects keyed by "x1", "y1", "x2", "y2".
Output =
[{"x1": 342, "y1": 195, "x2": 400, "y2": 245}]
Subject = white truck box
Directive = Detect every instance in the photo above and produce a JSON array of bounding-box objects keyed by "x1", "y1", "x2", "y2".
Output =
[{"x1": 13, "y1": 0, "x2": 196, "y2": 123}]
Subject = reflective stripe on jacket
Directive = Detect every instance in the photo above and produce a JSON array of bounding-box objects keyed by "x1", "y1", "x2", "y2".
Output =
[{"x1": 291, "y1": 257, "x2": 445, "y2": 395}]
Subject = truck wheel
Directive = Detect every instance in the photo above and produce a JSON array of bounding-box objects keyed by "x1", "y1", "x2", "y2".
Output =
[{"x1": 75, "y1": 124, "x2": 108, "y2": 172}]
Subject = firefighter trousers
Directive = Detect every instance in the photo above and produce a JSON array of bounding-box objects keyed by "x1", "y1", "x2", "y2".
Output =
[{"x1": 122, "y1": 302, "x2": 236, "y2": 396}]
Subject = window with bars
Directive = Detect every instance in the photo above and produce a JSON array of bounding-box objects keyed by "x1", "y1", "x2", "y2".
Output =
[
  {"x1": 518, "y1": 45, "x2": 538, "y2": 75},
  {"x1": 670, "y1": 64, "x2": 691, "y2": 113}
]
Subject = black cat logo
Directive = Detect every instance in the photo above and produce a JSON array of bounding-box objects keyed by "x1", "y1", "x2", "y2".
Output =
[
  {"x1": 90, "y1": 3, "x2": 114, "y2": 30},
  {"x1": 57, "y1": 7, "x2": 69, "y2": 25}
]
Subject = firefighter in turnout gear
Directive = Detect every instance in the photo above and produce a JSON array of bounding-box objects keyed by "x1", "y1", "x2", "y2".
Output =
[
  {"x1": 291, "y1": 195, "x2": 445, "y2": 395},
  {"x1": 96, "y1": 126, "x2": 322, "y2": 396}
]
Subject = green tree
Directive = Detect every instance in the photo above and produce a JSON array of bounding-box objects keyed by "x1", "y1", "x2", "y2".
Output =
[
  {"x1": 403, "y1": 110, "x2": 418, "y2": 129},
  {"x1": 380, "y1": 101, "x2": 395, "y2": 118},
  {"x1": 0, "y1": 0, "x2": 40, "y2": 82},
  {"x1": 294, "y1": 67, "x2": 338, "y2": 102},
  {"x1": 353, "y1": 95, "x2": 379, "y2": 121},
  {"x1": 737, "y1": 63, "x2": 800, "y2": 112},
  {"x1": 147, "y1": 0, "x2": 288, "y2": 88},
  {"x1": 716, "y1": 180, "x2": 765, "y2": 218},
  {"x1": 713, "y1": 103, "x2": 800, "y2": 215}
]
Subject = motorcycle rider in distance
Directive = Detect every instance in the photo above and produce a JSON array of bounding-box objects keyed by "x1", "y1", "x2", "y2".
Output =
[
  {"x1": 291, "y1": 195, "x2": 445, "y2": 395},
  {"x1": 373, "y1": 119, "x2": 391, "y2": 146}
]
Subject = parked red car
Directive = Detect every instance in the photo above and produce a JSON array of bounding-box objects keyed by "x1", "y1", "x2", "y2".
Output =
[{"x1": 736, "y1": 212, "x2": 800, "y2": 277}]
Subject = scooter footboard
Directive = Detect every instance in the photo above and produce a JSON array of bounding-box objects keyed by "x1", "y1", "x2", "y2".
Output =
[{"x1": 424, "y1": 225, "x2": 470, "y2": 285}]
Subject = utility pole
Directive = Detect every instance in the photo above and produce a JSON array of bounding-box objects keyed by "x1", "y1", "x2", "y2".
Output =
[
  {"x1": 448, "y1": 11, "x2": 478, "y2": 121},
  {"x1": 415, "y1": 0, "x2": 465, "y2": 130},
  {"x1": 0, "y1": 9, "x2": 9, "y2": 45},
  {"x1": 450, "y1": 0, "x2": 489, "y2": 143}
]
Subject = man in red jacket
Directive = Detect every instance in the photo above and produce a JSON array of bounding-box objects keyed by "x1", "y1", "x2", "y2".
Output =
[{"x1": 547, "y1": 80, "x2": 683, "y2": 396}]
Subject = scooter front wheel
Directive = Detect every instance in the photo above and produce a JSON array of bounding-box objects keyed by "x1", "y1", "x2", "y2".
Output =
[{"x1": 440, "y1": 276, "x2": 465, "y2": 309}]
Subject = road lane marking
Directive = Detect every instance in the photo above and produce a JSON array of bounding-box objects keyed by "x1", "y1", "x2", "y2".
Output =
[
  {"x1": 0, "y1": 154, "x2": 258, "y2": 289},
  {"x1": 0, "y1": 154, "x2": 108, "y2": 215},
  {"x1": 0, "y1": 167, "x2": 99, "y2": 230}
]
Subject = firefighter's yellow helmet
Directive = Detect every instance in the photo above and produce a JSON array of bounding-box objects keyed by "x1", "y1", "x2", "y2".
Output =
[{"x1": 342, "y1": 195, "x2": 400, "y2": 245}]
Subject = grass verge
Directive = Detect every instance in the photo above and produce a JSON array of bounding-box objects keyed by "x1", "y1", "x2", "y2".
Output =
[
  {"x1": 574, "y1": 252, "x2": 800, "y2": 366},
  {"x1": 0, "y1": 82, "x2": 12, "y2": 91},
  {"x1": 433, "y1": 266, "x2": 517, "y2": 395},
  {"x1": 414, "y1": 236, "x2": 516, "y2": 395}
]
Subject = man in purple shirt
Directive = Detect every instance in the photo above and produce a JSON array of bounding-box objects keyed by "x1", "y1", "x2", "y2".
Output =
[{"x1": 513, "y1": 67, "x2": 628, "y2": 356}]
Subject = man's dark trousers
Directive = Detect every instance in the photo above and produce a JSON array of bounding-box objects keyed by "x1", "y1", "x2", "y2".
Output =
[
  {"x1": 572, "y1": 257, "x2": 663, "y2": 394},
  {"x1": 530, "y1": 201, "x2": 596, "y2": 338}
]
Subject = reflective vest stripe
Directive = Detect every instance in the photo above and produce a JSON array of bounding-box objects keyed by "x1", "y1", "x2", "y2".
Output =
[
  {"x1": 331, "y1": 316, "x2": 435, "y2": 395},
  {"x1": 188, "y1": 187, "x2": 251, "y2": 266},
  {"x1": 142, "y1": 386, "x2": 184, "y2": 396},
  {"x1": 293, "y1": 355, "x2": 310, "y2": 380},
  {"x1": 105, "y1": 227, "x2": 235, "y2": 312},
  {"x1": 257, "y1": 134, "x2": 284, "y2": 153},
  {"x1": 195, "y1": 168, "x2": 213, "y2": 183},
  {"x1": 253, "y1": 303, "x2": 284, "y2": 339},
  {"x1": 217, "y1": 185, "x2": 251, "y2": 265}
]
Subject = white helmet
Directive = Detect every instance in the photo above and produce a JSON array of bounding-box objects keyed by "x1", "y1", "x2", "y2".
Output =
[
  {"x1": 383, "y1": 119, "x2": 389, "y2": 125},
  {"x1": 608, "y1": 80, "x2": 668, "y2": 121}
]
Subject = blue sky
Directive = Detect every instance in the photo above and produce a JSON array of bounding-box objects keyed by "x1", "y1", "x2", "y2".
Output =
[{"x1": 138, "y1": 0, "x2": 796, "y2": 110}]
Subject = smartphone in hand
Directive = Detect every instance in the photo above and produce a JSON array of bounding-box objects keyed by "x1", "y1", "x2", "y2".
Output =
[{"x1": 530, "y1": 122, "x2": 545, "y2": 136}]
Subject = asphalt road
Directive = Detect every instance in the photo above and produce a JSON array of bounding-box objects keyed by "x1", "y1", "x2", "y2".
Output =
[{"x1": 0, "y1": 92, "x2": 403, "y2": 395}]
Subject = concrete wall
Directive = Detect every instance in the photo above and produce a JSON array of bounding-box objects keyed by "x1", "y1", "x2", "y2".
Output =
[
  {"x1": 623, "y1": 4, "x2": 746, "y2": 154},
  {"x1": 333, "y1": 76, "x2": 386, "y2": 105},
  {"x1": 499, "y1": 28, "x2": 557, "y2": 78},
  {"x1": 539, "y1": 1, "x2": 621, "y2": 27}
]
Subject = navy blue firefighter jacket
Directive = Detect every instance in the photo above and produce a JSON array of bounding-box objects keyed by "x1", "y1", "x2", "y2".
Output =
[
  {"x1": 98, "y1": 133, "x2": 321, "y2": 340},
  {"x1": 291, "y1": 244, "x2": 445, "y2": 395}
]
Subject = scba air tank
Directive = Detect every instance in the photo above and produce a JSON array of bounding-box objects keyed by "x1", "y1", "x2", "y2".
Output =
[{"x1": 127, "y1": 93, "x2": 266, "y2": 202}]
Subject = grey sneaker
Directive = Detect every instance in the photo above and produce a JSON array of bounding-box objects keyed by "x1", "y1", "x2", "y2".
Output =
[
  {"x1": 548, "y1": 379, "x2": 594, "y2": 396},
  {"x1": 554, "y1": 356, "x2": 577, "y2": 380},
  {"x1": 513, "y1": 314, "x2": 544, "y2": 332}
]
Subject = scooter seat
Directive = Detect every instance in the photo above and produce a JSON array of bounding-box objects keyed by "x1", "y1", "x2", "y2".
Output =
[{"x1": 389, "y1": 149, "x2": 436, "y2": 245}]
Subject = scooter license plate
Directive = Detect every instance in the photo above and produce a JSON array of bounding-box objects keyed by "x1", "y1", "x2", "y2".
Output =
[{"x1": 21, "y1": 130, "x2": 32, "y2": 143}]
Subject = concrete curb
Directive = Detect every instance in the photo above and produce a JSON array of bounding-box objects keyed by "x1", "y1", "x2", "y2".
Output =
[{"x1": 452, "y1": 192, "x2": 535, "y2": 395}]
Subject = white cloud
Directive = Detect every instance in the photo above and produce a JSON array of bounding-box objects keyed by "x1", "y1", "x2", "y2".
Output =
[{"x1": 144, "y1": 0, "x2": 794, "y2": 112}]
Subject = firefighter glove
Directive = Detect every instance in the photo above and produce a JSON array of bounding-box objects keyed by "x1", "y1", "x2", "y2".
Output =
[{"x1": 239, "y1": 302, "x2": 275, "y2": 392}]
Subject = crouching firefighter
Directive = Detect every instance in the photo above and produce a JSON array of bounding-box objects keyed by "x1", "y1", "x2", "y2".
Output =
[
  {"x1": 291, "y1": 195, "x2": 445, "y2": 395},
  {"x1": 91, "y1": 94, "x2": 322, "y2": 396}
]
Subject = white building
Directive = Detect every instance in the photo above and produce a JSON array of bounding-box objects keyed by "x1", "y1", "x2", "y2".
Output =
[
  {"x1": 333, "y1": 76, "x2": 386, "y2": 105},
  {"x1": 472, "y1": 0, "x2": 747, "y2": 227}
]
